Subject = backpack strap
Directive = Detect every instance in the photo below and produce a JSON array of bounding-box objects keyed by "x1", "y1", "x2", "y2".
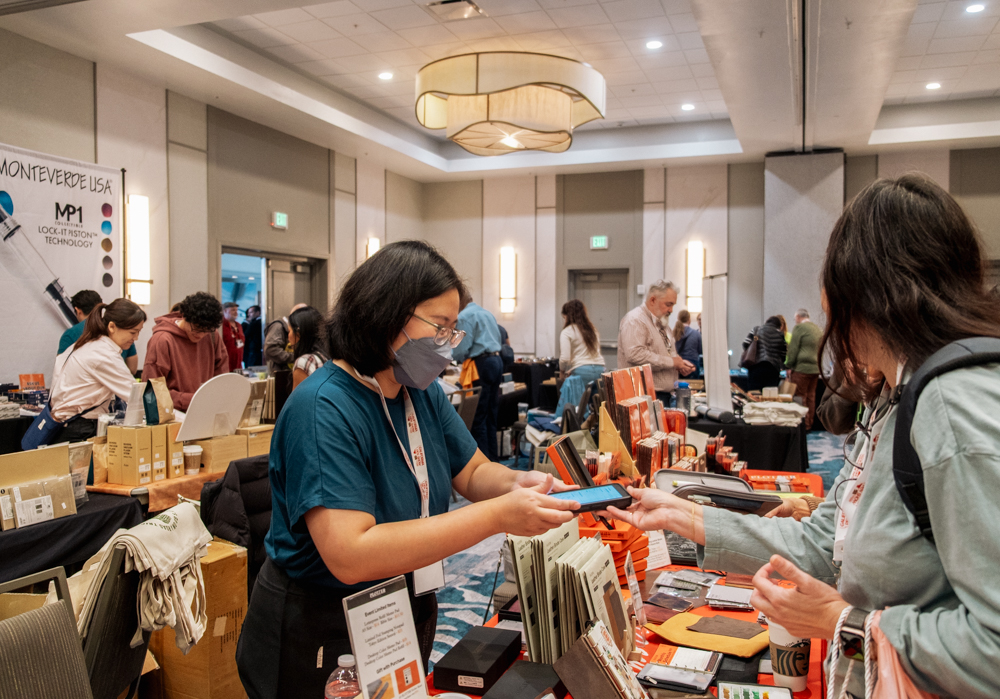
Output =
[{"x1": 893, "y1": 338, "x2": 1000, "y2": 544}]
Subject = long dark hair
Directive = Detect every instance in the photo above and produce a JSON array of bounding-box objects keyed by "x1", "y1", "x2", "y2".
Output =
[
  {"x1": 327, "y1": 240, "x2": 467, "y2": 376},
  {"x1": 289, "y1": 306, "x2": 326, "y2": 361},
  {"x1": 75, "y1": 299, "x2": 146, "y2": 350},
  {"x1": 821, "y1": 174, "x2": 1000, "y2": 401},
  {"x1": 673, "y1": 309, "x2": 691, "y2": 343},
  {"x1": 562, "y1": 299, "x2": 599, "y2": 354}
]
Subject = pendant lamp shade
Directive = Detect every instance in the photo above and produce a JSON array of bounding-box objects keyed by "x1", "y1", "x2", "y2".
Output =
[{"x1": 416, "y1": 52, "x2": 606, "y2": 156}]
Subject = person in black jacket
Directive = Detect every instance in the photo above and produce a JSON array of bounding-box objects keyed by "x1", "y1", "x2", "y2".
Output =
[
  {"x1": 742, "y1": 316, "x2": 787, "y2": 391},
  {"x1": 242, "y1": 305, "x2": 263, "y2": 368}
]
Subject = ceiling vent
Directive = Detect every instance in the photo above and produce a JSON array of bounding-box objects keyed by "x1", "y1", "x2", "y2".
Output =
[
  {"x1": 0, "y1": 0, "x2": 87, "y2": 16},
  {"x1": 425, "y1": 0, "x2": 485, "y2": 21}
]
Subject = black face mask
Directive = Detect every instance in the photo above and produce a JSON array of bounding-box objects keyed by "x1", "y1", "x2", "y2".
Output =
[{"x1": 392, "y1": 332, "x2": 453, "y2": 390}]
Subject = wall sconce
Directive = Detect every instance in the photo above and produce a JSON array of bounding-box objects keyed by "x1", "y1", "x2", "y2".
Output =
[
  {"x1": 499, "y1": 246, "x2": 516, "y2": 313},
  {"x1": 685, "y1": 240, "x2": 705, "y2": 314},
  {"x1": 126, "y1": 194, "x2": 152, "y2": 306},
  {"x1": 366, "y1": 237, "x2": 381, "y2": 259}
]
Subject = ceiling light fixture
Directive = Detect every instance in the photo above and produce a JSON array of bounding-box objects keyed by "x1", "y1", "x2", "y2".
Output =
[
  {"x1": 681, "y1": 103, "x2": 695, "y2": 110},
  {"x1": 967, "y1": 4, "x2": 985, "y2": 12},
  {"x1": 415, "y1": 51, "x2": 606, "y2": 156},
  {"x1": 646, "y1": 40, "x2": 663, "y2": 49},
  {"x1": 378, "y1": 72, "x2": 393, "y2": 80},
  {"x1": 926, "y1": 82, "x2": 941, "y2": 90}
]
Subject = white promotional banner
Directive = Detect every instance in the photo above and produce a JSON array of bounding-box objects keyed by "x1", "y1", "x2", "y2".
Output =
[{"x1": 0, "y1": 142, "x2": 122, "y2": 384}]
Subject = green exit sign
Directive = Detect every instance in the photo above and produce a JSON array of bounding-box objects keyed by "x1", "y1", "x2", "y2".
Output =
[
  {"x1": 271, "y1": 211, "x2": 288, "y2": 230},
  {"x1": 590, "y1": 235, "x2": 609, "y2": 250}
]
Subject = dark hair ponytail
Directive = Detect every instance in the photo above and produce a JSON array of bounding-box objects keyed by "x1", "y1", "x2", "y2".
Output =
[{"x1": 74, "y1": 298, "x2": 146, "y2": 350}]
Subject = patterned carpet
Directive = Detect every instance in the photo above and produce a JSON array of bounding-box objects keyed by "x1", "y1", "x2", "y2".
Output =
[{"x1": 430, "y1": 431, "x2": 848, "y2": 668}]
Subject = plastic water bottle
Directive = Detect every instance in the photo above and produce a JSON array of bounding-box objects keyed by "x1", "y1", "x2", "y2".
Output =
[
  {"x1": 324, "y1": 655, "x2": 361, "y2": 699},
  {"x1": 675, "y1": 381, "x2": 692, "y2": 416}
]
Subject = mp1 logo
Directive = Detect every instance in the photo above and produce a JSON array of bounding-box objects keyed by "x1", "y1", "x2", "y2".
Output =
[{"x1": 55, "y1": 203, "x2": 83, "y2": 223}]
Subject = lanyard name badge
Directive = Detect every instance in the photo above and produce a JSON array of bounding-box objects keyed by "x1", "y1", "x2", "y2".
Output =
[
  {"x1": 833, "y1": 379, "x2": 900, "y2": 563},
  {"x1": 355, "y1": 368, "x2": 445, "y2": 595}
]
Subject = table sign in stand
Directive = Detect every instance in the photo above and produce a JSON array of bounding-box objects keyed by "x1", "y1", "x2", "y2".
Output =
[{"x1": 344, "y1": 575, "x2": 429, "y2": 699}]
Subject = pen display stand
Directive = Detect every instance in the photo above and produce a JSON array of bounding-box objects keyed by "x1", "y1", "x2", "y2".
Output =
[{"x1": 598, "y1": 403, "x2": 638, "y2": 478}]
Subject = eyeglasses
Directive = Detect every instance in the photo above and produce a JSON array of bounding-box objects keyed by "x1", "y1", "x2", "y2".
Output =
[{"x1": 413, "y1": 314, "x2": 466, "y2": 348}]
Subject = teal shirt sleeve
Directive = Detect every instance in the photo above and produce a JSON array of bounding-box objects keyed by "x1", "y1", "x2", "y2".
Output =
[
  {"x1": 122, "y1": 343, "x2": 137, "y2": 359},
  {"x1": 58, "y1": 322, "x2": 84, "y2": 354},
  {"x1": 879, "y1": 366, "x2": 1000, "y2": 698}
]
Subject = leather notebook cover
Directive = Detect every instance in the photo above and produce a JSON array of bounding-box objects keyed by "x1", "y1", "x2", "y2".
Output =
[
  {"x1": 553, "y1": 635, "x2": 621, "y2": 699},
  {"x1": 483, "y1": 661, "x2": 567, "y2": 699}
]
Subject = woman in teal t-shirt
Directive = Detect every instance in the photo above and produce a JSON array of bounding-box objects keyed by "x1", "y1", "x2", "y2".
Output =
[{"x1": 236, "y1": 241, "x2": 579, "y2": 699}]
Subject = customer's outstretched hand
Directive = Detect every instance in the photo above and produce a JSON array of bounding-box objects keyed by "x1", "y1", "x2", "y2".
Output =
[
  {"x1": 602, "y1": 486, "x2": 705, "y2": 545},
  {"x1": 751, "y1": 555, "x2": 848, "y2": 639}
]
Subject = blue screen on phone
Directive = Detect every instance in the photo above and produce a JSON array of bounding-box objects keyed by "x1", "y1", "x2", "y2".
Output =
[{"x1": 549, "y1": 485, "x2": 623, "y2": 505}]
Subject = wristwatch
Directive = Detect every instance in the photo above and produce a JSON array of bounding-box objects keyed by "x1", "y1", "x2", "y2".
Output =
[{"x1": 840, "y1": 606, "x2": 869, "y2": 660}]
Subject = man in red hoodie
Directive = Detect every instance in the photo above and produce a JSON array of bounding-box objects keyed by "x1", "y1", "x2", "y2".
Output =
[{"x1": 143, "y1": 292, "x2": 229, "y2": 411}]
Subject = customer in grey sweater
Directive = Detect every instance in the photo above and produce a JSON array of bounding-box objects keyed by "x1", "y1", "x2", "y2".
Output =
[{"x1": 606, "y1": 174, "x2": 1000, "y2": 698}]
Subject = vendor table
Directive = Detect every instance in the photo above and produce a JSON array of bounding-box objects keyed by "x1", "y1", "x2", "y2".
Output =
[
  {"x1": 0, "y1": 492, "x2": 143, "y2": 583},
  {"x1": 0, "y1": 415, "x2": 32, "y2": 455},
  {"x1": 510, "y1": 360, "x2": 558, "y2": 409},
  {"x1": 87, "y1": 470, "x2": 223, "y2": 513},
  {"x1": 427, "y1": 563, "x2": 825, "y2": 697},
  {"x1": 689, "y1": 416, "x2": 809, "y2": 473}
]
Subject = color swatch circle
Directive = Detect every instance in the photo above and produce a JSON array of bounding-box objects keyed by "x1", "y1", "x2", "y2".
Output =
[
  {"x1": 102, "y1": 255, "x2": 113, "y2": 270},
  {"x1": 101, "y1": 238, "x2": 113, "y2": 252},
  {"x1": 0, "y1": 191, "x2": 12, "y2": 215},
  {"x1": 101, "y1": 221, "x2": 112, "y2": 235},
  {"x1": 102, "y1": 273, "x2": 114, "y2": 287},
  {"x1": 102, "y1": 203, "x2": 112, "y2": 217}
]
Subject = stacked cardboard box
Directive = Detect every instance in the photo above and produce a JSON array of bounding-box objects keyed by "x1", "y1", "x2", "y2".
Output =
[
  {"x1": 192, "y1": 435, "x2": 247, "y2": 473},
  {"x1": 0, "y1": 445, "x2": 75, "y2": 530},
  {"x1": 149, "y1": 539, "x2": 248, "y2": 699},
  {"x1": 107, "y1": 426, "x2": 153, "y2": 486},
  {"x1": 237, "y1": 425, "x2": 273, "y2": 458}
]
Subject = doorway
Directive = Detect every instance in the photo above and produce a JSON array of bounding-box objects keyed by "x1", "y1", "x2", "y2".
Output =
[
  {"x1": 568, "y1": 269, "x2": 630, "y2": 370},
  {"x1": 221, "y1": 253, "x2": 265, "y2": 323},
  {"x1": 268, "y1": 258, "x2": 313, "y2": 322}
]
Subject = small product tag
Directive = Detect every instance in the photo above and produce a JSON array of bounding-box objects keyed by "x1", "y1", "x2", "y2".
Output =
[
  {"x1": 316, "y1": 645, "x2": 324, "y2": 670},
  {"x1": 458, "y1": 676, "x2": 484, "y2": 689}
]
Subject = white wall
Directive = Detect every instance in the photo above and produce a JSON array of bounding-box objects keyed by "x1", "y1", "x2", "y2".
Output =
[
  {"x1": 356, "y1": 159, "x2": 385, "y2": 265},
  {"x1": 643, "y1": 168, "x2": 666, "y2": 288},
  {"x1": 764, "y1": 152, "x2": 844, "y2": 328},
  {"x1": 878, "y1": 149, "x2": 950, "y2": 190},
  {"x1": 535, "y1": 175, "x2": 557, "y2": 357},
  {"x1": 167, "y1": 91, "x2": 209, "y2": 302},
  {"x1": 482, "y1": 176, "x2": 536, "y2": 354},
  {"x1": 96, "y1": 65, "x2": 169, "y2": 369},
  {"x1": 665, "y1": 165, "x2": 728, "y2": 313}
]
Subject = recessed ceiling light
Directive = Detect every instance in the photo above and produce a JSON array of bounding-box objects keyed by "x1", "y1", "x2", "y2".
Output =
[
  {"x1": 249, "y1": 276, "x2": 255, "y2": 281},
  {"x1": 646, "y1": 40, "x2": 663, "y2": 49},
  {"x1": 967, "y1": 4, "x2": 985, "y2": 12},
  {"x1": 926, "y1": 82, "x2": 941, "y2": 90},
  {"x1": 681, "y1": 103, "x2": 695, "y2": 111},
  {"x1": 378, "y1": 72, "x2": 393, "y2": 80},
  {"x1": 231, "y1": 275, "x2": 238, "y2": 279}
]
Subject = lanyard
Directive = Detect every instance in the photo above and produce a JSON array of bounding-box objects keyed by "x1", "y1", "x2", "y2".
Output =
[
  {"x1": 351, "y1": 367, "x2": 430, "y2": 519},
  {"x1": 833, "y1": 383, "x2": 898, "y2": 562}
]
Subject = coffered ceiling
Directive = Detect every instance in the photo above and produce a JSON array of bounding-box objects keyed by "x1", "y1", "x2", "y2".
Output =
[{"x1": 1, "y1": 0, "x2": 999, "y2": 181}]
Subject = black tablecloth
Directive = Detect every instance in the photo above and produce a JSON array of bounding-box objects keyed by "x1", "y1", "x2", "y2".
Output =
[
  {"x1": 498, "y1": 388, "x2": 529, "y2": 430},
  {"x1": 688, "y1": 416, "x2": 809, "y2": 472},
  {"x1": 509, "y1": 361, "x2": 558, "y2": 409},
  {"x1": 0, "y1": 493, "x2": 144, "y2": 583},
  {"x1": 0, "y1": 416, "x2": 32, "y2": 455}
]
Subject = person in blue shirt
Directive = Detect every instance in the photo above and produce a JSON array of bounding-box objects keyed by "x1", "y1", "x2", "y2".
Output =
[
  {"x1": 451, "y1": 293, "x2": 504, "y2": 459},
  {"x1": 236, "y1": 241, "x2": 578, "y2": 699},
  {"x1": 672, "y1": 309, "x2": 702, "y2": 379},
  {"x1": 58, "y1": 289, "x2": 138, "y2": 373}
]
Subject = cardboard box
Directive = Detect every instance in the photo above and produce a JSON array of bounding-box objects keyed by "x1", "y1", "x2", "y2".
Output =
[
  {"x1": 11, "y1": 474, "x2": 77, "y2": 528},
  {"x1": 108, "y1": 426, "x2": 153, "y2": 486},
  {"x1": 236, "y1": 425, "x2": 273, "y2": 458},
  {"x1": 0, "y1": 487, "x2": 15, "y2": 530},
  {"x1": 193, "y1": 435, "x2": 247, "y2": 473},
  {"x1": 166, "y1": 422, "x2": 185, "y2": 479},
  {"x1": 0, "y1": 592, "x2": 47, "y2": 621},
  {"x1": 0, "y1": 444, "x2": 69, "y2": 490},
  {"x1": 150, "y1": 539, "x2": 248, "y2": 699},
  {"x1": 151, "y1": 424, "x2": 169, "y2": 482}
]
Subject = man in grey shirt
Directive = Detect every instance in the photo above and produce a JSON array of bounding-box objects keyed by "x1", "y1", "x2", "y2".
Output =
[{"x1": 617, "y1": 280, "x2": 695, "y2": 404}]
